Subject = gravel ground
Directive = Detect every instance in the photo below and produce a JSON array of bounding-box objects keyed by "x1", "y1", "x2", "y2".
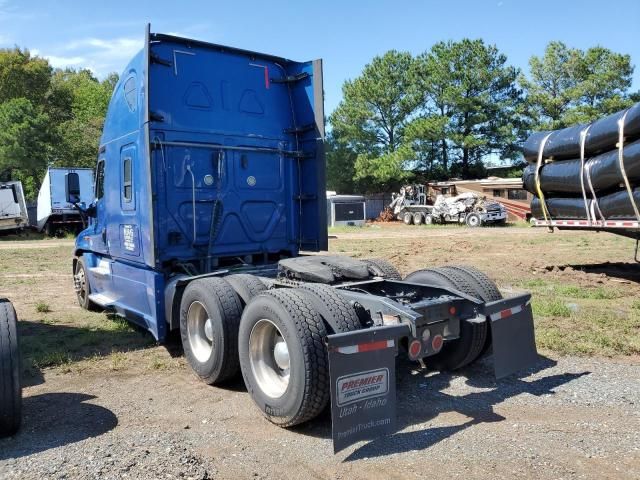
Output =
[{"x1": 1, "y1": 353, "x2": 638, "y2": 479}]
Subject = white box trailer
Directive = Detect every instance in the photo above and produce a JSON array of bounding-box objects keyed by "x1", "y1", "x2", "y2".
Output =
[
  {"x1": 37, "y1": 167, "x2": 94, "y2": 235},
  {"x1": 0, "y1": 181, "x2": 29, "y2": 232}
]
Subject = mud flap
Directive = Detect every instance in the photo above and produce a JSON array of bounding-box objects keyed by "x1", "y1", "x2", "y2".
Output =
[
  {"x1": 326, "y1": 324, "x2": 408, "y2": 453},
  {"x1": 483, "y1": 294, "x2": 538, "y2": 379}
]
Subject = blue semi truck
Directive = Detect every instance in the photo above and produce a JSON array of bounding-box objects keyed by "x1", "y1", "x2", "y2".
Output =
[{"x1": 72, "y1": 26, "x2": 538, "y2": 451}]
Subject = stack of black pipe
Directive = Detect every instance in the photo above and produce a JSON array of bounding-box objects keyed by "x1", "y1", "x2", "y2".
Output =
[{"x1": 522, "y1": 102, "x2": 640, "y2": 220}]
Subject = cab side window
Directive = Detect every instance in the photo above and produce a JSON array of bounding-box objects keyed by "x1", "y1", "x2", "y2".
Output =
[
  {"x1": 123, "y1": 157, "x2": 132, "y2": 202},
  {"x1": 95, "y1": 160, "x2": 105, "y2": 199},
  {"x1": 121, "y1": 145, "x2": 136, "y2": 210}
]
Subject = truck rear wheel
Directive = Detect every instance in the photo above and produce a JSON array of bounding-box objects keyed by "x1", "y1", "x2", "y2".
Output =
[
  {"x1": 441, "y1": 266, "x2": 502, "y2": 303},
  {"x1": 362, "y1": 258, "x2": 402, "y2": 280},
  {"x1": 424, "y1": 214, "x2": 433, "y2": 225},
  {"x1": 238, "y1": 289, "x2": 329, "y2": 427},
  {"x1": 403, "y1": 212, "x2": 413, "y2": 225},
  {"x1": 295, "y1": 283, "x2": 361, "y2": 333},
  {"x1": 0, "y1": 299, "x2": 21, "y2": 437},
  {"x1": 413, "y1": 212, "x2": 423, "y2": 225},
  {"x1": 404, "y1": 267, "x2": 488, "y2": 370},
  {"x1": 225, "y1": 274, "x2": 266, "y2": 306},
  {"x1": 180, "y1": 278, "x2": 242, "y2": 385},
  {"x1": 440, "y1": 265, "x2": 502, "y2": 356}
]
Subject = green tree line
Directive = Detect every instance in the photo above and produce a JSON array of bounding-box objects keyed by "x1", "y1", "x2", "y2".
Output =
[
  {"x1": 0, "y1": 47, "x2": 116, "y2": 199},
  {"x1": 0, "y1": 41, "x2": 635, "y2": 199},
  {"x1": 328, "y1": 40, "x2": 638, "y2": 194}
]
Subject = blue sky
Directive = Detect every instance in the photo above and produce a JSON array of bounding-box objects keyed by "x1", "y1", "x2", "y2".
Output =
[{"x1": 0, "y1": 0, "x2": 638, "y2": 115}]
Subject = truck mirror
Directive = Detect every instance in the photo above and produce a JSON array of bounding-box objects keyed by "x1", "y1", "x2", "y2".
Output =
[{"x1": 66, "y1": 172, "x2": 81, "y2": 204}]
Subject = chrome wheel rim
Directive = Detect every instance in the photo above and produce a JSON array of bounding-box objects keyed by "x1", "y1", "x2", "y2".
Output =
[
  {"x1": 468, "y1": 215, "x2": 479, "y2": 226},
  {"x1": 187, "y1": 301, "x2": 214, "y2": 363},
  {"x1": 76, "y1": 265, "x2": 87, "y2": 302},
  {"x1": 249, "y1": 319, "x2": 290, "y2": 398}
]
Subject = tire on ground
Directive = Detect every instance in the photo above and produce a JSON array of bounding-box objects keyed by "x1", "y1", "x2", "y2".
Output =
[
  {"x1": 224, "y1": 274, "x2": 267, "y2": 306},
  {"x1": 439, "y1": 265, "x2": 502, "y2": 356},
  {"x1": 238, "y1": 289, "x2": 329, "y2": 427},
  {"x1": 413, "y1": 212, "x2": 423, "y2": 225},
  {"x1": 403, "y1": 267, "x2": 488, "y2": 370},
  {"x1": 0, "y1": 299, "x2": 21, "y2": 437},
  {"x1": 180, "y1": 277, "x2": 242, "y2": 385},
  {"x1": 295, "y1": 283, "x2": 361, "y2": 333},
  {"x1": 362, "y1": 258, "x2": 402, "y2": 280},
  {"x1": 74, "y1": 257, "x2": 99, "y2": 311},
  {"x1": 424, "y1": 214, "x2": 433, "y2": 225},
  {"x1": 465, "y1": 212, "x2": 482, "y2": 227},
  {"x1": 403, "y1": 211, "x2": 413, "y2": 225}
]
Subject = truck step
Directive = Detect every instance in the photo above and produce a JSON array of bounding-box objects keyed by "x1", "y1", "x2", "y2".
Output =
[{"x1": 88, "y1": 293, "x2": 117, "y2": 307}]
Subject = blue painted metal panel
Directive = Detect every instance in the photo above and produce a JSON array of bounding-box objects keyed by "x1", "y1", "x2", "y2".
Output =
[{"x1": 75, "y1": 27, "x2": 326, "y2": 341}]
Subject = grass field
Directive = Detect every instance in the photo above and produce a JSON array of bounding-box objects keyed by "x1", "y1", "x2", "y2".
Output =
[{"x1": 1, "y1": 223, "x2": 639, "y2": 381}]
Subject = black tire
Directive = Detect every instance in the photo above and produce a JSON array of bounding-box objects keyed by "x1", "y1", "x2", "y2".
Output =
[
  {"x1": 403, "y1": 211, "x2": 413, "y2": 225},
  {"x1": 225, "y1": 274, "x2": 267, "y2": 306},
  {"x1": 0, "y1": 299, "x2": 21, "y2": 437},
  {"x1": 74, "y1": 257, "x2": 99, "y2": 311},
  {"x1": 44, "y1": 222, "x2": 55, "y2": 237},
  {"x1": 413, "y1": 212, "x2": 423, "y2": 225},
  {"x1": 295, "y1": 283, "x2": 361, "y2": 333},
  {"x1": 441, "y1": 265, "x2": 502, "y2": 356},
  {"x1": 465, "y1": 212, "x2": 482, "y2": 227},
  {"x1": 180, "y1": 278, "x2": 242, "y2": 385},
  {"x1": 404, "y1": 267, "x2": 487, "y2": 370},
  {"x1": 424, "y1": 214, "x2": 433, "y2": 225},
  {"x1": 442, "y1": 265, "x2": 502, "y2": 303},
  {"x1": 238, "y1": 289, "x2": 329, "y2": 427},
  {"x1": 362, "y1": 258, "x2": 402, "y2": 280}
]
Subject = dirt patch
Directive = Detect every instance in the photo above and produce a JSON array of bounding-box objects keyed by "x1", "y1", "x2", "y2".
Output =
[{"x1": 0, "y1": 226, "x2": 639, "y2": 478}]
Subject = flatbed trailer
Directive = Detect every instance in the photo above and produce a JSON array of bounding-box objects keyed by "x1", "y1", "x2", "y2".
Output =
[{"x1": 72, "y1": 25, "x2": 538, "y2": 452}]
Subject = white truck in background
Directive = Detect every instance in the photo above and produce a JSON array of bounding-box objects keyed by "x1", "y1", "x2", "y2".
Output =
[
  {"x1": 37, "y1": 167, "x2": 94, "y2": 235},
  {"x1": 0, "y1": 181, "x2": 29, "y2": 233}
]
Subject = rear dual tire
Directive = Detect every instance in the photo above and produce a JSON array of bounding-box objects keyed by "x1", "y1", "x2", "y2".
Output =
[
  {"x1": 0, "y1": 299, "x2": 21, "y2": 437},
  {"x1": 404, "y1": 265, "x2": 501, "y2": 371},
  {"x1": 180, "y1": 277, "x2": 354, "y2": 427},
  {"x1": 238, "y1": 289, "x2": 330, "y2": 427},
  {"x1": 180, "y1": 278, "x2": 243, "y2": 385}
]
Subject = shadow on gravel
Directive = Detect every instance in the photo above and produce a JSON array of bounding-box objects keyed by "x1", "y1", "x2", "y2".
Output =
[
  {"x1": 0, "y1": 393, "x2": 118, "y2": 460},
  {"x1": 339, "y1": 355, "x2": 590, "y2": 461},
  {"x1": 566, "y1": 262, "x2": 640, "y2": 283}
]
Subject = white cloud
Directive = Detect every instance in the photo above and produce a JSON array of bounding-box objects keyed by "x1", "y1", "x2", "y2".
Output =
[
  {"x1": 42, "y1": 54, "x2": 86, "y2": 69},
  {"x1": 35, "y1": 36, "x2": 143, "y2": 78},
  {"x1": 32, "y1": 24, "x2": 217, "y2": 79}
]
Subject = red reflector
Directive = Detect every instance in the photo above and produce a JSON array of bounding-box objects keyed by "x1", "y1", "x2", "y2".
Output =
[
  {"x1": 500, "y1": 309, "x2": 512, "y2": 319},
  {"x1": 409, "y1": 340, "x2": 421, "y2": 358},
  {"x1": 358, "y1": 340, "x2": 390, "y2": 353},
  {"x1": 449, "y1": 306, "x2": 456, "y2": 316},
  {"x1": 431, "y1": 335, "x2": 443, "y2": 352}
]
